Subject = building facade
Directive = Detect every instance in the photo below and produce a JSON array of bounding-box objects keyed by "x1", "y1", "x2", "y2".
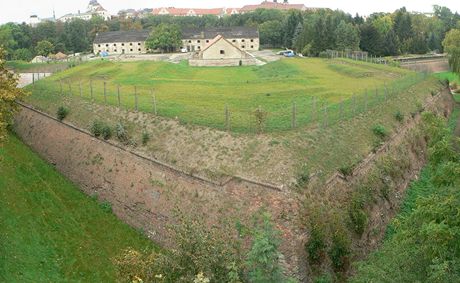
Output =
[
  {"x1": 93, "y1": 30, "x2": 150, "y2": 55},
  {"x1": 59, "y1": 0, "x2": 110, "y2": 22},
  {"x1": 189, "y1": 35, "x2": 258, "y2": 66},
  {"x1": 181, "y1": 27, "x2": 260, "y2": 52}
]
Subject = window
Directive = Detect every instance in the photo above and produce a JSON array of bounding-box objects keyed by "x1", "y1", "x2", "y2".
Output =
[
  {"x1": 250, "y1": 39, "x2": 254, "y2": 42},
  {"x1": 138, "y1": 43, "x2": 141, "y2": 46},
  {"x1": 188, "y1": 40, "x2": 192, "y2": 43},
  {"x1": 130, "y1": 49, "x2": 133, "y2": 51},
  {"x1": 122, "y1": 43, "x2": 125, "y2": 46},
  {"x1": 98, "y1": 50, "x2": 101, "y2": 53},
  {"x1": 130, "y1": 43, "x2": 133, "y2": 46},
  {"x1": 138, "y1": 48, "x2": 141, "y2": 51},
  {"x1": 251, "y1": 45, "x2": 254, "y2": 49},
  {"x1": 241, "y1": 46, "x2": 245, "y2": 49},
  {"x1": 114, "y1": 49, "x2": 117, "y2": 52},
  {"x1": 114, "y1": 43, "x2": 117, "y2": 46},
  {"x1": 232, "y1": 39, "x2": 236, "y2": 42},
  {"x1": 197, "y1": 40, "x2": 201, "y2": 43},
  {"x1": 106, "y1": 44, "x2": 109, "y2": 47},
  {"x1": 242, "y1": 39, "x2": 245, "y2": 42},
  {"x1": 220, "y1": 50, "x2": 225, "y2": 54},
  {"x1": 98, "y1": 44, "x2": 101, "y2": 47},
  {"x1": 206, "y1": 40, "x2": 209, "y2": 43},
  {"x1": 198, "y1": 46, "x2": 201, "y2": 50}
]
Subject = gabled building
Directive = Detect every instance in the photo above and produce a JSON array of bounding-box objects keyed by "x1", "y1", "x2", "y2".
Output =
[
  {"x1": 152, "y1": 7, "x2": 226, "y2": 17},
  {"x1": 189, "y1": 35, "x2": 258, "y2": 66},
  {"x1": 93, "y1": 30, "x2": 150, "y2": 55},
  {"x1": 240, "y1": 1, "x2": 309, "y2": 13},
  {"x1": 181, "y1": 27, "x2": 259, "y2": 52}
]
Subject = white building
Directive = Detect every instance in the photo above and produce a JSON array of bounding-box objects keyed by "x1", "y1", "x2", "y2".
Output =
[{"x1": 59, "y1": 0, "x2": 110, "y2": 22}]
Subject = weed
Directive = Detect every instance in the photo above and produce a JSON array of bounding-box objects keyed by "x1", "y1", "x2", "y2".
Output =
[
  {"x1": 339, "y1": 163, "x2": 355, "y2": 177},
  {"x1": 141, "y1": 131, "x2": 150, "y2": 145},
  {"x1": 56, "y1": 106, "x2": 69, "y2": 121},
  {"x1": 306, "y1": 224, "x2": 326, "y2": 264},
  {"x1": 328, "y1": 229, "x2": 351, "y2": 271},
  {"x1": 394, "y1": 111, "x2": 404, "y2": 122},
  {"x1": 90, "y1": 120, "x2": 104, "y2": 137},
  {"x1": 101, "y1": 125, "x2": 112, "y2": 140},
  {"x1": 99, "y1": 201, "x2": 112, "y2": 213},
  {"x1": 372, "y1": 124, "x2": 387, "y2": 139},
  {"x1": 115, "y1": 123, "x2": 129, "y2": 143},
  {"x1": 296, "y1": 163, "x2": 310, "y2": 187}
]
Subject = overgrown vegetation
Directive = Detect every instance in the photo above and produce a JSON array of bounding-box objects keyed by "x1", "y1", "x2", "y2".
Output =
[
  {"x1": 352, "y1": 112, "x2": 460, "y2": 282},
  {"x1": 115, "y1": 211, "x2": 292, "y2": 283}
]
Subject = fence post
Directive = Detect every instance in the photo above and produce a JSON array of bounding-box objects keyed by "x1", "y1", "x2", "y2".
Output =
[
  {"x1": 79, "y1": 81, "x2": 82, "y2": 97},
  {"x1": 323, "y1": 106, "x2": 328, "y2": 128},
  {"x1": 32, "y1": 73, "x2": 35, "y2": 85},
  {"x1": 151, "y1": 89, "x2": 157, "y2": 115},
  {"x1": 291, "y1": 101, "x2": 297, "y2": 128},
  {"x1": 104, "y1": 81, "x2": 107, "y2": 104},
  {"x1": 134, "y1": 86, "x2": 138, "y2": 111},
  {"x1": 118, "y1": 85, "x2": 121, "y2": 107},
  {"x1": 90, "y1": 80, "x2": 93, "y2": 100},
  {"x1": 364, "y1": 89, "x2": 368, "y2": 111}
]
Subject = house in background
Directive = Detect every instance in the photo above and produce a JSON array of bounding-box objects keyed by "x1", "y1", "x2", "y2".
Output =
[
  {"x1": 239, "y1": 0, "x2": 309, "y2": 13},
  {"x1": 189, "y1": 35, "x2": 258, "y2": 67},
  {"x1": 93, "y1": 30, "x2": 150, "y2": 55},
  {"x1": 59, "y1": 0, "x2": 110, "y2": 22},
  {"x1": 181, "y1": 27, "x2": 259, "y2": 52}
]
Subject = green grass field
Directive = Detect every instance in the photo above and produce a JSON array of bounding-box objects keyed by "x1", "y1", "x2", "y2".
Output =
[
  {"x1": 0, "y1": 134, "x2": 157, "y2": 282},
  {"x1": 27, "y1": 58, "x2": 419, "y2": 132},
  {"x1": 6, "y1": 60, "x2": 69, "y2": 73}
]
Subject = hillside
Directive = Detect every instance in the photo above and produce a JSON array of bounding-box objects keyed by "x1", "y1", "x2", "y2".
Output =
[{"x1": 0, "y1": 134, "x2": 157, "y2": 282}]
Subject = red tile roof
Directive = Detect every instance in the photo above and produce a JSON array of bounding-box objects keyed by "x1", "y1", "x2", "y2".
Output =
[
  {"x1": 240, "y1": 1, "x2": 307, "y2": 12},
  {"x1": 152, "y1": 7, "x2": 225, "y2": 16}
]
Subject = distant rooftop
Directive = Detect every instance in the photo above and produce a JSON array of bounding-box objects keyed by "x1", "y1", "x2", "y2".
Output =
[
  {"x1": 93, "y1": 30, "x2": 150, "y2": 44},
  {"x1": 182, "y1": 27, "x2": 259, "y2": 39}
]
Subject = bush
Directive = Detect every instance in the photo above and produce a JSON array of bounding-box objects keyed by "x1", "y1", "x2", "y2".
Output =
[
  {"x1": 296, "y1": 163, "x2": 310, "y2": 187},
  {"x1": 141, "y1": 131, "x2": 150, "y2": 145},
  {"x1": 306, "y1": 224, "x2": 326, "y2": 264},
  {"x1": 99, "y1": 201, "x2": 112, "y2": 213},
  {"x1": 394, "y1": 111, "x2": 404, "y2": 122},
  {"x1": 115, "y1": 123, "x2": 129, "y2": 143},
  {"x1": 56, "y1": 106, "x2": 69, "y2": 121},
  {"x1": 328, "y1": 230, "x2": 350, "y2": 271},
  {"x1": 101, "y1": 125, "x2": 112, "y2": 140},
  {"x1": 339, "y1": 163, "x2": 355, "y2": 177},
  {"x1": 90, "y1": 120, "x2": 104, "y2": 137},
  {"x1": 372, "y1": 124, "x2": 387, "y2": 139}
]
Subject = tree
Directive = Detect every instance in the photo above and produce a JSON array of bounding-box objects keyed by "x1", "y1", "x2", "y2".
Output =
[
  {"x1": 0, "y1": 25, "x2": 18, "y2": 59},
  {"x1": 0, "y1": 48, "x2": 27, "y2": 141},
  {"x1": 146, "y1": 24, "x2": 181, "y2": 53},
  {"x1": 13, "y1": 48, "x2": 33, "y2": 61},
  {"x1": 245, "y1": 213, "x2": 286, "y2": 283},
  {"x1": 259, "y1": 20, "x2": 284, "y2": 47},
  {"x1": 443, "y1": 29, "x2": 460, "y2": 73},
  {"x1": 35, "y1": 40, "x2": 54, "y2": 56},
  {"x1": 335, "y1": 20, "x2": 360, "y2": 51},
  {"x1": 283, "y1": 10, "x2": 303, "y2": 48},
  {"x1": 359, "y1": 23, "x2": 384, "y2": 56}
]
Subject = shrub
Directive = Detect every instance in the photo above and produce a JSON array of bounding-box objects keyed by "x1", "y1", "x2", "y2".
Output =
[
  {"x1": 306, "y1": 224, "x2": 326, "y2": 264},
  {"x1": 372, "y1": 124, "x2": 387, "y2": 139},
  {"x1": 99, "y1": 201, "x2": 112, "y2": 213},
  {"x1": 115, "y1": 122, "x2": 129, "y2": 143},
  {"x1": 339, "y1": 163, "x2": 355, "y2": 177},
  {"x1": 56, "y1": 106, "x2": 69, "y2": 121},
  {"x1": 394, "y1": 111, "x2": 404, "y2": 122},
  {"x1": 90, "y1": 120, "x2": 104, "y2": 137},
  {"x1": 296, "y1": 163, "x2": 310, "y2": 187},
  {"x1": 328, "y1": 230, "x2": 350, "y2": 271},
  {"x1": 101, "y1": 125, "x2": 112, "y2": 140},
  {"x1": 142, "y1": 131, "x2": 150, "y2": 145}
]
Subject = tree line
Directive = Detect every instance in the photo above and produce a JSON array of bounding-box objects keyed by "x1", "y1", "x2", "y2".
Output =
[{"x1": 0, "y1": 5, "x2": 459, "y2": 61}]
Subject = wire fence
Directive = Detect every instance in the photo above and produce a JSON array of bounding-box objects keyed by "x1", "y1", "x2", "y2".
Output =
[{"x1": 30, "y1": 71, "x2": 428, "y2": 133}]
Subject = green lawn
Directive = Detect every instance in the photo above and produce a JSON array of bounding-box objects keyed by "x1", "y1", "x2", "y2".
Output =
[
  {"x1": 434, "y1": 71, "x2": 460, "y2": 85},
  {"x1": 26, "y1": 58, "x2": 418, "y2": 132},
  {"x1": 0, "y1": 134, "x2": 157, "y2": 282},
  {"x1": 6, "y1": 60, "x2": 69, "y2": 73}
]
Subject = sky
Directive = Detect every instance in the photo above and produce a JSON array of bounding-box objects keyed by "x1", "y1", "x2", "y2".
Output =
[{"x1": 0, "y1": 0, "x2": 459, "y2": 24}]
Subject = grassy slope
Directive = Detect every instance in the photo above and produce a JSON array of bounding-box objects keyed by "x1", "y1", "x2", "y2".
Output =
[
  {"x1": 351, "y1": 102, "x2": 460, "y2": 282},
  {"x1": 6, "y1": 60, "x2": 68, "y2": 73},
  {"x1": 26, "y1": 58, "x2": 413, "y2": 131},
  {"x1": 0, "y1": 134, "x2": 156, "y2": 282}
]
